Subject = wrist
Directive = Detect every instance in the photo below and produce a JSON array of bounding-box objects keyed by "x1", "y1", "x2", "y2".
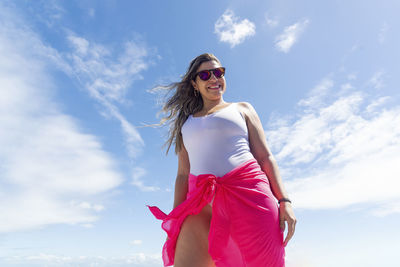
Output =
[{"x1": 278, "y1": 197, "x2": 292, "y2": 205}]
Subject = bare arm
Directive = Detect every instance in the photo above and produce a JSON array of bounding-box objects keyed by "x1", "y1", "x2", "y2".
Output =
[
  {"x1": 239, "y1": 102, "x2": 288, "y2": 200},
  {"x1": 173, "y1": 140, "x2": 190, "y2": 209},
  {"x1": 238, "y1": 101, "x2": 296, "y2": 246}
]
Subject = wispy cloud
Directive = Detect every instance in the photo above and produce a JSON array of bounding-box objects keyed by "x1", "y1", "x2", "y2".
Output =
[
  {"x1": 265, "y1": 13, "x2": 279, "y2": 28},
  {"x1": 23, "y1": 0, "x2": 66, "y2": 28},
  {"x1": 131, "y1": 167, "x2": 160, "y2": 192},
  {"x1": 371, "y1": 200, "x2": 400, "y2": 217},
  {"x1": 0, "y1": 3, "x2": 122, "y2": 232},
  {"x1": 378, "y1": 22, "x2": 389, "y2": 44},
  {"x1": 266, "y1": 72, "x2": 400, "y2": 215},
  {"x1": 2, "y1": 252, "x2": 162, "y2": 266},
  {"x1": 298, "y1": 77, "x2": 334, "y2": 110},
  {"x1": 64, "y1": 32, "x2": 156, "y2": 158},
  {"x1": 367, "y1": 70, "x2": 385, "y2": 89},
  {"x1": 365, "y1": 96, "x2": 390, "y2": 114},
  {"x1": 275, "y1": 18, "x2": 309, "y2": 53},
  {"x1": 130, "y1": 239, "x2": 143, "y2": 245},
  {"x1": 66, "y1": 33, "x2": 150, "y2": 103},
  {"x1": 347, "y1": 73, "x2": 357, "y2": 81},
  {"x1": 88, "y1": 8, "x2": 95, "y2": 18},
  {"x1": 214, "y1": 9, "x2": 256, "y2": 48}
]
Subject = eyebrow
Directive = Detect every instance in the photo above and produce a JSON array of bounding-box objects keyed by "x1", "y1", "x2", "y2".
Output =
[{"x1": 197, "y1": 67, "x2": 221, "y2": 72}]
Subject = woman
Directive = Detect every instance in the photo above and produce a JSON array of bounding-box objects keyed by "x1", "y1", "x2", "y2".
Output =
[{"x1": 147, "y1": 53, "x2": 296, "y2": 267}]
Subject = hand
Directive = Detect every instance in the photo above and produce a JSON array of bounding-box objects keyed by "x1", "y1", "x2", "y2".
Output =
[{"x1": 279, "y1": 202, "x2": 296, "y2": 247}]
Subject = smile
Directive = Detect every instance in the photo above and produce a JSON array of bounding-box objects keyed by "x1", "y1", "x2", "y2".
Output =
[{"x1": 208, "y1": 85, "x2": 221, "y2": 90}]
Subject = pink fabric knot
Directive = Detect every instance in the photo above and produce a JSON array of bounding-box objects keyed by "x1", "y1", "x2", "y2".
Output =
[
  {"x1": 147, "y1": 159, "x2": 286, "y2": 266},
  {"x1": 196, "y1": 174, "x2": 220, "y2": 204}
]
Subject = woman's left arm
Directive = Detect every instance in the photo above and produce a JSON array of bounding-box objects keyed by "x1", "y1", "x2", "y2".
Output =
[{"x1": 239, "y1": 102, "x2": 297, "y2": 247}]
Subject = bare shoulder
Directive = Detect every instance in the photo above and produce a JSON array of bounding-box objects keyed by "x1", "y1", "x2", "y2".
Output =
[{"x1": 235, "y1": 102, "x2": 257, "y2": 121}]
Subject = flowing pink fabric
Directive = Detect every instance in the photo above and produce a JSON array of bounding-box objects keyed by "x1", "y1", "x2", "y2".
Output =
[{"x1": 147, "y1": 158, "x2": 285, "y2": 266}]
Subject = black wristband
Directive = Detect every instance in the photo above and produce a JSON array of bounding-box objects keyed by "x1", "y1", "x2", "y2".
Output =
[{"x1": 278, "y1": 198, "x2": 292, "y2": 204}]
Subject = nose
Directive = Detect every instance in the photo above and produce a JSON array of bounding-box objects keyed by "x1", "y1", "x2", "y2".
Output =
[{"x1": 209, "y1": 72, "x2": 218, "y2": 81}]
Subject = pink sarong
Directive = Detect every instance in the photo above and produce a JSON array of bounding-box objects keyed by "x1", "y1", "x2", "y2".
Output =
[{"x1": 147, "y1": 158, "x2": 285, "y2": 266}]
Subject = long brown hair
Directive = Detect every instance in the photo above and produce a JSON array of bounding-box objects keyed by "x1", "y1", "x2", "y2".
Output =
[{"x1": 150, "y1": 53, "x2": 222, "y2": 155}]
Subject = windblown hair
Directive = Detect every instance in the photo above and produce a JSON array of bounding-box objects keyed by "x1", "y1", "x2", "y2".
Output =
[{"x1": 154, "y1": 53, "x2": 222, "y2": 155}]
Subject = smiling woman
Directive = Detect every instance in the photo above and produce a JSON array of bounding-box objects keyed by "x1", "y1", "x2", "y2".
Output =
[{"x1": 147, "y1": 53, "x2": 296, "y2": 267}]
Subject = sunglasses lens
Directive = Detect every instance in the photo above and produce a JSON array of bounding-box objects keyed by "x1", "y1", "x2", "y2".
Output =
[
  {"x1": 198, "y1": 71, "x2": 211, "y2": 81},
  {"x1": 214, "y1": 68, "x2": 224, "y2": 78}
]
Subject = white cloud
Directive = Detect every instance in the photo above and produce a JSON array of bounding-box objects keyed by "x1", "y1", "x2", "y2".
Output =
[
  {"x1": 275, "y1": 18, "x2": 309, "y2": 53},
  {"x1": 0, "y1": 3, "x2": 122, "y2": 232},
  {"x1": 131, "y1": 167, "x2": 160, "y2": 192},
  {"x1": 370, "y1": 200, "x2": 400, "y2": 217},
  {"x1": 214, "y1": 9, "x2": 256, "y2": 48},
  {"x1": 266, "y1": 73, "x2": 400, "y2": 215}
]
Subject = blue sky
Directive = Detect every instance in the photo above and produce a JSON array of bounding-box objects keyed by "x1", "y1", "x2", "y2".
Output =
[{"x1": 1, "y1": 0, "x2": 399, "y2": 266}]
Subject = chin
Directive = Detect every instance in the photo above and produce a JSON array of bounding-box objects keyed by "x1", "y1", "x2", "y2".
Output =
[{"x1": 207, "y1": 94, "x2": 224, "y2": 101}]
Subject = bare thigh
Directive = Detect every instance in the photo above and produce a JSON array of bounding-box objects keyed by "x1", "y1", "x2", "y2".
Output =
[{"x1": 174, "y1": 204, "x2": 215, "y2": 267}]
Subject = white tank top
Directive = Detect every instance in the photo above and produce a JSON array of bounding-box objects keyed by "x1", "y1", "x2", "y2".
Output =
[{"x1": 181, "y1": 102, "x2": 255, "y2": 177}]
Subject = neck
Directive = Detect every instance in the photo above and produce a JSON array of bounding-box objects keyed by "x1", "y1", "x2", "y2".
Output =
[{"x1": 202, "y1": 98, "x2": 226, "y2": 111}]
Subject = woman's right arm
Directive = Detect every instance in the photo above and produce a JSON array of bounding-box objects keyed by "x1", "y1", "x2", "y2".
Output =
[{"x1": 173, "y1": 141, "x2": 190, "y2": 209}]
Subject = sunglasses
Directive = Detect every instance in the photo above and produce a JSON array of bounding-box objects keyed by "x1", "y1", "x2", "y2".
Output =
[{"x1": 193, "y1": 67, "x2": 226, "y2": 81}]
